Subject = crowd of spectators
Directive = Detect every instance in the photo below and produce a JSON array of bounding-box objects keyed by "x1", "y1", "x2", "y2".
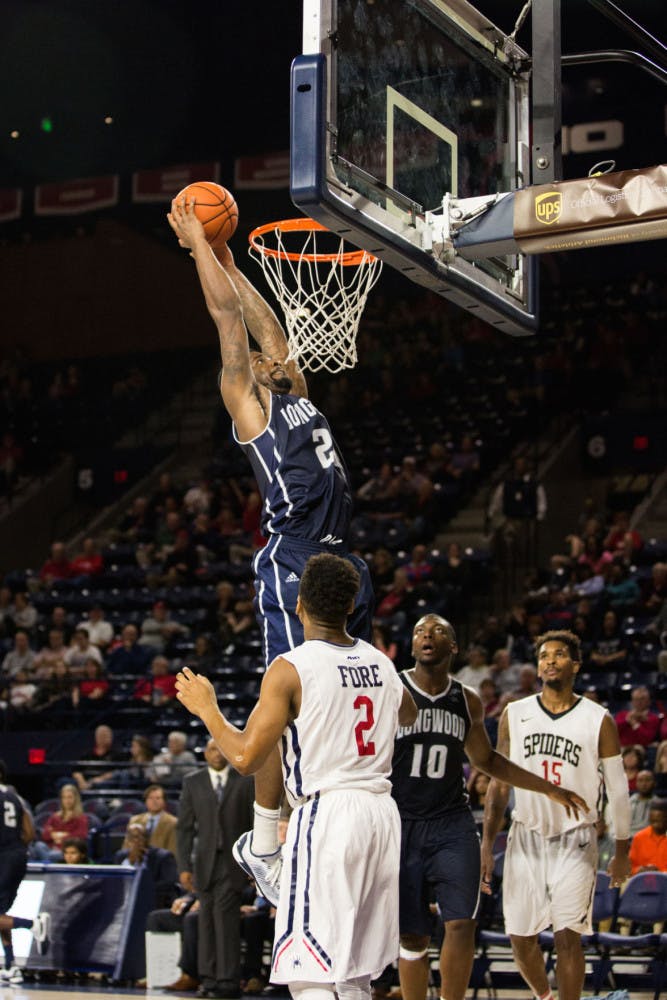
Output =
[
  {"x1": 0, "y1": 349, "x2": 210, "y2": 499},
  {"x1": 0, "y1": 269, "x2": 664, "y2": 743},
  {"x1": 0, "y1": 266, "x2": 664, "y2": 991}
]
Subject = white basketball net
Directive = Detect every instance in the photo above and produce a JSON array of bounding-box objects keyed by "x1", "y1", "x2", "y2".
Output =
[{"x1": 248, "y1": 224, "x2": 383, "y2": 374}]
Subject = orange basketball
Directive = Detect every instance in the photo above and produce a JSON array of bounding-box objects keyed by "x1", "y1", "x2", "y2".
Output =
[{"x1": 175, "y1": 181, "x2": 238, "y2": 247}]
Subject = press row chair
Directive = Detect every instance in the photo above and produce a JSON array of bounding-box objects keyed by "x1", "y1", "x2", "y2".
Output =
[{"x1": 590, "y1": 871, "x2": 667, "y2": 999}]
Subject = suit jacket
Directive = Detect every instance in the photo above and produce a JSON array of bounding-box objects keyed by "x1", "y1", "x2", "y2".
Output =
[
  {"x1": 176, "y1": 765, "x2": 254, "y2": 893},
  {"x1": 132, "y1": 810, "x2": 178, "y2": 855}
]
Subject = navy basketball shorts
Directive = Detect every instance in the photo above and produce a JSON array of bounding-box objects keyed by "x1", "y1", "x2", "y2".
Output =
[
  {"x1": 399, "y1": 809, "x2": 481, "y2": 932},
  {"x1": 252, "y1": 535, "x2": 374, "y2": 666},
  {"x1": 0, "y1": 848, "x2": 28, "y2": 912}
]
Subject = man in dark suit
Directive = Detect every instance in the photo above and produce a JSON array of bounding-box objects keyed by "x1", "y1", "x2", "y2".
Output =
[
  {"x1": 177, "y1": 739, "x2": 254, "y2": 999},
  {"x1": 114, "y1": 822, "x2": 179, "y2": 910}
]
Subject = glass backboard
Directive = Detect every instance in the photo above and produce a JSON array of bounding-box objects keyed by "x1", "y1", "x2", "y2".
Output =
[{"x1": 292, "y1": 0, "x2": 538, "y2": 335}]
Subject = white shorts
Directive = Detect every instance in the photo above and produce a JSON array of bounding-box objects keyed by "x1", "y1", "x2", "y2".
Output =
[
  {"x1": 271, "y1": 788, "x2": 400, "y2": 984},
  {"x1": 502, "y1": 822, "x2": 597, "y2": 937}
]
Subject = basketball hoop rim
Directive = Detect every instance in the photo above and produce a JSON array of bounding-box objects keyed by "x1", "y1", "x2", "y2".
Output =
[{"x1": 248, "y1": 217, "x2": 378, "y2": 265}]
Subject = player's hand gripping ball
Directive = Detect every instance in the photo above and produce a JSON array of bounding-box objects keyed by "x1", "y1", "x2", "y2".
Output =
[{"x1": 174, "y1": 181, "x2": 238, "y2": 247}]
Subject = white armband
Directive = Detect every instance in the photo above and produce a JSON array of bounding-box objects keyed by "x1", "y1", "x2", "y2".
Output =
[{"x1": 601, "y1": 754, "x2": 631, "y2": 841}]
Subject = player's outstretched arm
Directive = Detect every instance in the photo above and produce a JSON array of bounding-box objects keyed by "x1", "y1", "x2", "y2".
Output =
[
  {"x1": 168, "y1": 199, "x2": 256, "y2": 415},
  {"x1": 175, "y1": 659, "x2": 298, "y2": 776},
  {"x1": 464, "y1": 690, "x2": 588, "y2": 815},
  {"x1": 214, "y1": 242, "x2": 308, "y2": 398},
  {"x1": 479, "y1": 708, "x2": 511, "y2": 892}
]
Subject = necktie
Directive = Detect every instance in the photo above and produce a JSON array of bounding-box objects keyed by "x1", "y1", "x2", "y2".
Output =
[
  {"x1": 215, "y1": 775, "x2": 224, "y2": 850},
  {"x1": 146, "y1": 816, "x2": 155, "y2": 837}
]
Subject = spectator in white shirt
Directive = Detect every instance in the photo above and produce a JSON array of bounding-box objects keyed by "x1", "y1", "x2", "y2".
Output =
[
  {"x1": 77, "y1": 605, "x2": 114, "y2": 651},
  {"x1": 454, "y1": 645, "x2": 491, "y2": 692},
  {"x1": 65, "y1": 627, "x2": 103, "y2": 676},
  {"x1": 1, "y1": 630, "x2": 35, "y2": 679}
]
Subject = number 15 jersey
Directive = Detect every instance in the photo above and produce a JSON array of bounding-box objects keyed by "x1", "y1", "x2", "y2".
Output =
[
  {"x1": 279, "y1": 638, "x2": 405, "y2": 805},
  {"x1": 507, "y1": 694, "x2": 604, "y2": 836}
]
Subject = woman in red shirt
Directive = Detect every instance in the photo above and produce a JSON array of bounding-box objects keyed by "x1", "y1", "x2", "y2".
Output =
[
  {"x1": 622, "y1": 744, "x2": 646, "y2": 794},
  {"x1": 69, "y1": 537, "x2": 104, "y2": 578},
  {"x1": 41, "y1": 783, "x2": 89, "y2": 860},
  {"x1": 73, "y1": 657, "x2": 110, "y2": 710}
]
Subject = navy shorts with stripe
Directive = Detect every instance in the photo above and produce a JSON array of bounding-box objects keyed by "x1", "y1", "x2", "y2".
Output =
[
  {"x1": 0, "y1": 847, "x2": 27, "y2": 912},
  {"x1": 253, "y1": 534, "x2": 374, "y2": 666},
  {"x1": 399, "y1": 808, "x2": 481, "y2": 932}
]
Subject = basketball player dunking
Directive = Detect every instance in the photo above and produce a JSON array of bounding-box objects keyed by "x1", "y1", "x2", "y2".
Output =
[
  {"x1": 175, "y1": 553, "x2": 418, "y2": 1000},
  {"x1": 392, "y1": 615, "x2": 587, "y2": 1000},
  {"x1": 481, "y1": 630, "x2": 632, "y2": 1000},
  {"x1": 167, "y1": 199, "x2": 374, "y2": 897}
]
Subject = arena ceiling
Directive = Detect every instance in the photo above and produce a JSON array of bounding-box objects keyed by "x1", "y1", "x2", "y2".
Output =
[{"x1": 0, "y1": 0, "x2": 663, "y2": 186}]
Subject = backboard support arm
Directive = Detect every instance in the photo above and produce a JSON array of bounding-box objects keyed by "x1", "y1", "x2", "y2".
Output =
[
  {"x1": 585, "y1": 0, "x2": 667, "y2": 68},
  {"x1": 562, "y1": 49, "x2": 667, "y2": 87},
  {"x1": 531, "y1": 0, "x2": 562, "y2": 183}
]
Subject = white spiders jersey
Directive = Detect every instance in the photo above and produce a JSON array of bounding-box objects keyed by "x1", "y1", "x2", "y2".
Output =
[{"x1": 507, "y1": 694, "x2": 607, "y2": 837}]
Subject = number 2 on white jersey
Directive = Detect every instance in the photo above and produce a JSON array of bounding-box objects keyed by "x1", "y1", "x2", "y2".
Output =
[{"x1": 354, "y1": 695, "x2": 376, "y2": 756}]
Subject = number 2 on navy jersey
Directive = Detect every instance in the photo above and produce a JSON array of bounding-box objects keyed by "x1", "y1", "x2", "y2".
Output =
[
  {"x1": 313, "y1": 428, "x2": 335, "y2": 468},
  {"x1": 354, "y1": 695, "x2": 376, "y2": 756},
  {"x1": 409, "y1": 742, "x2": 448, "y2": 779},
  {"x1": 3, "y1": 799, "x2": 17, "y2": 828}
]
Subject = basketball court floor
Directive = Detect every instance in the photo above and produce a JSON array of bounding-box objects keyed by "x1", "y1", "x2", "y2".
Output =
[{"x1": 0, "y1": 985, "x2": 660, "y2": 1000}]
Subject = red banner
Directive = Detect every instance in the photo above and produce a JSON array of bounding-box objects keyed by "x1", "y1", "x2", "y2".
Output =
[
  {"x1": 0, "y1": 188, "x2": 22, "y2": 222},
  {"x1": 234, "y1": 152, "x2": 290, "y2": 189},
  {"x1": 35, "y1": 176, "x2": 119, "y2": 216},
  {"x1": 132, "y1": 162, "x2": 221, "y2": 203}
]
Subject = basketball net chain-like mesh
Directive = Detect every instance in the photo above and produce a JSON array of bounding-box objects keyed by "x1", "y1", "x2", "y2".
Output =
[{"x1": 248, "y1": 227, "x2": 383, "y2": 375}]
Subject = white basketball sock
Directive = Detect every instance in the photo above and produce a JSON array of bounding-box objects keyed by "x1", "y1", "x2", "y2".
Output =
[
  {"x1": 336, "y1": 975, "x2": 372, "y2": 1000},
  {"x1": 289, "y1": 981, "x2": 335, "y2": 1000},
  {"x1": 252, "y1": 802, "x2": 281, "y2": 855}
]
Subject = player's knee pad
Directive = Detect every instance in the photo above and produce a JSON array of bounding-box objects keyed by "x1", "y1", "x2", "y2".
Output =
[
  {"x1": 288, "y1": 982, "x2": 335, "y2": 1000},
  {"x1": 399, "y1": 946, "x2": 429, "y2": 961},
  {"x1": 335, "y1": 975, "x2": 372, "y2": 1000}
]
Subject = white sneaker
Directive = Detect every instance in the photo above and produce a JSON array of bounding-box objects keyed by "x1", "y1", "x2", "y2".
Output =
[
  {"x1": 0, "y1": 967, "x2": 24, "y2": 985},
  {"x1": 232, "y1": 831, "x2": 282, "y2": 906},
  {"x1": 32, "y1": 912, "x2": 51, "y2": 954}
]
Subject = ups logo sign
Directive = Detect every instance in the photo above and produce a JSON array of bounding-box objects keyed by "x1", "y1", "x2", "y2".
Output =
[{"x1": 535, "y1": 191, "x2": 562, "y2": 225}]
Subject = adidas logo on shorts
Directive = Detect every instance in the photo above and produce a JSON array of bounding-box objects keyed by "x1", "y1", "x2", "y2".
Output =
[{"x1": 285, "y1": 572, "x2": 300, "y2": 583}]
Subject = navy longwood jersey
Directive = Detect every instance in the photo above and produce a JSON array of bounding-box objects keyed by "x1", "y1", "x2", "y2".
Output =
[
  {"x1": 391, "y1": 671, "x2": 472, "y2": 819},
  {"x1": 234, "y1": 393, "x2": 353, "y2": 543},
  {"x1": 0, "y1": 784, "x2": 25, "y2": 849}
]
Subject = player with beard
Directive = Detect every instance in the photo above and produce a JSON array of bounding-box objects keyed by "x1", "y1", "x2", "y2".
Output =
[
  {"x1": 391, "y1": 616, "x2": 587, "y2": 1000},
  {"x1": 168, "y1": 200, "x2": 374, "y2": 903},
  {"x1": 481, "y1": 630, "x2": 632, "y2": 1000}
]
